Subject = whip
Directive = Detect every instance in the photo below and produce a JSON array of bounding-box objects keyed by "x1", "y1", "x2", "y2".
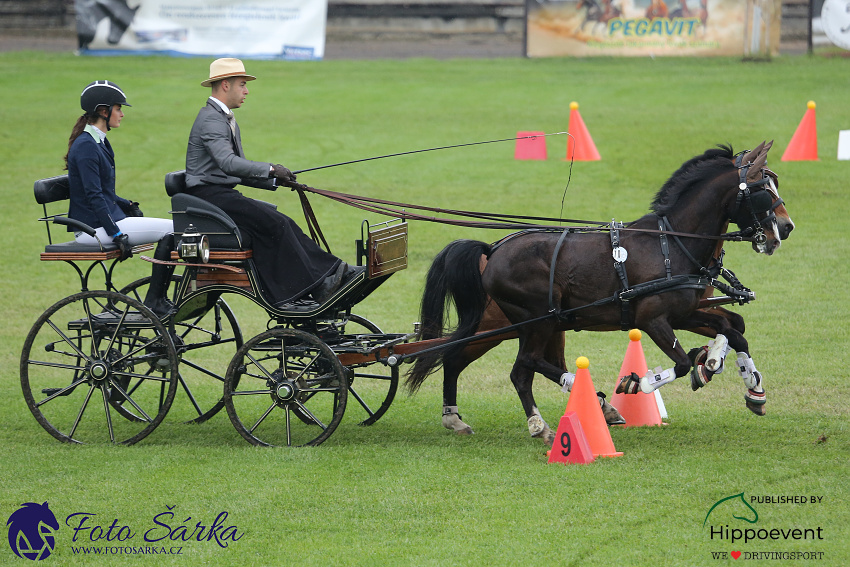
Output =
[{"x1": 291, "y1": 132, "x2": 568, "y2": 174}]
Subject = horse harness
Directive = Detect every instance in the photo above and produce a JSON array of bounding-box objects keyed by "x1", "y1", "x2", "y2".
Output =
[{"x1": 542, "y1": 154, "x2": 779, "y2": 330}]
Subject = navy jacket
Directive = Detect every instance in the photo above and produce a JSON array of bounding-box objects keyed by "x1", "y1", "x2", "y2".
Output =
[{"x1": 67, "y1": 126, "x2": 132, "y2": 236}]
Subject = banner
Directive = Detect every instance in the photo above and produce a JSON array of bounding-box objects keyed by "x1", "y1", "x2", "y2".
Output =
[
  {"x1": 76, "y1": 0, "x2": 327, "y2": 60},
  {"x1": 526, "y1": 0, "x2": 781, "y2": 57}
]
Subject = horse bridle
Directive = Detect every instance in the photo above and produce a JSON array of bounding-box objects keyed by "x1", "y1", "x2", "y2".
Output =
[{"x1": 728, "y1": 153, "x2": 784, "y2": 245}]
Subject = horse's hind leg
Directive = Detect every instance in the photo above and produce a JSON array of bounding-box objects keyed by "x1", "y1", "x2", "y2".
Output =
[{"x1": 441, "y1": 342, "x2": 500, "y2": 435}]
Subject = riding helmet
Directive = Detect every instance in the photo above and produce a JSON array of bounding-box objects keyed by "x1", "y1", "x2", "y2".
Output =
[{"x1": 80, "y1": 80, "x2": 132, "y2": 114}]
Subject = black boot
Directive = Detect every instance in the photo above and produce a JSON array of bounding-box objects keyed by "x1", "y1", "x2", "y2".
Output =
[{"x1": 143, "y1": 235, "x2": 176, "y2": 319}]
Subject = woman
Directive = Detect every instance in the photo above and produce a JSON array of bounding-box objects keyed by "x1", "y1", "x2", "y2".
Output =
[{"x1": 65, "y1": 80, "x2": 175, "y2": 317}]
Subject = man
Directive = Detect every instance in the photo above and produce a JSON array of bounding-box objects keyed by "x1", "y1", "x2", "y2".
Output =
[{"x1": 184, "y1": 58, "x2": 357, "y2": 305}]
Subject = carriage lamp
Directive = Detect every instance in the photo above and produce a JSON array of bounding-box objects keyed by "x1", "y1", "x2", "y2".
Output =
[{"x1": 178, "y1": 224, "x2": 210, "y2": 263}]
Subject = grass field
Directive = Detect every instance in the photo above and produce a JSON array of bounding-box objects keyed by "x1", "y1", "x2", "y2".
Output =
[{"x1": 0, "y1": 51, "x2": 848, "y2": 565}]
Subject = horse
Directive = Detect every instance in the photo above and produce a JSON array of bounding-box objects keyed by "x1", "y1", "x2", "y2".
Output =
[{"x1": 407, "y1": 142, "x2": 794, "y2": 445}]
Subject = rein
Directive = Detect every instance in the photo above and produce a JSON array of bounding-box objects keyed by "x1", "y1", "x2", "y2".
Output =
[{"x1": 290, "y1": 183, "x2": 758, "y2": 243}]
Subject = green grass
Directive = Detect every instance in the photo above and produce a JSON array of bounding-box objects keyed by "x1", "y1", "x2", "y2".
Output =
[{"x1": 1, "y1": 52, "x2": 848, "y2": 565}]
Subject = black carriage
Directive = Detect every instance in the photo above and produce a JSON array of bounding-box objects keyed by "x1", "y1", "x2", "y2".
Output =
[{"x1": 21, "y1": 172, "x2": 413, "y2": 447}]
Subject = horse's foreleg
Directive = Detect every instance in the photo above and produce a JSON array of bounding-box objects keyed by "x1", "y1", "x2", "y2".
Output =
[{"x1": 736, "y1": 353, "x2": 766, "y2": 416}]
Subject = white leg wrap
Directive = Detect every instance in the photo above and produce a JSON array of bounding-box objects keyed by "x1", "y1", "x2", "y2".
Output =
[
  {"x1": 527, "y1": 408, "x2": 547, "y2": 437},
  {"x1": 560, "y1": 372, "x2": 575, "y2": 393},
  {"x1": 640, "y1": 366, "x2": 677, "y2": 393},
  {"x1": 737, "y1": 354, "x2": 763, "y2": 392},
  {"x1": 705, "y1": 334, "x2": 730, "y2": 374}
]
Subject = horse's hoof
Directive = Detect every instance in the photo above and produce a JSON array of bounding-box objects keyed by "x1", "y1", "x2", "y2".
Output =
[
  {"x1": 443, "y1": 412, "x2": 474, "y2": 435},
  {"x1": 616, "y1": 372, "x2": 641, "y2": 394},
  {"x1": 745, "y1": 390, "x2": 766, "y2": 416},
  {"x1": 689, "y1": 347, "x2": 712, "y2": 391},
  {"x1": 599, "y1": 393, "x2": 626, "y2": 425}
]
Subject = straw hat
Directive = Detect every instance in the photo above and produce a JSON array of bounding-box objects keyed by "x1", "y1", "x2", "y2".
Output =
[{"x1": 201, "y1": 58, "x2": 256, "y2": 87}]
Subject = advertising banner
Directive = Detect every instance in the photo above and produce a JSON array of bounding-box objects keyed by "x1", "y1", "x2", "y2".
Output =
[
  {"x1": 526, "y1": 0, "x2": 781, "y2": 57},
  {"x1": 76, "y1": 0, "x2": 327, "y2": 60}
]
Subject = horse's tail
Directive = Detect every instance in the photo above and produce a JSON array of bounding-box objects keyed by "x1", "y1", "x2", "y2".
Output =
[{"x1": 406, "y1": 239, "x2": 492, "y2": 393}]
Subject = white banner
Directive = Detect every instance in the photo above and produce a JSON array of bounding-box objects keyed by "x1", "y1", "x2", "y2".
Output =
[{"x1": 76, "y1": 0, "x2": 327, "y2": 60}]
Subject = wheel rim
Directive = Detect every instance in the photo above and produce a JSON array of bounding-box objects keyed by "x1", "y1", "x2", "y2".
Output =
[
  {"x1": 20, "y1": 291, "x2": 178, "y2": 445},
  {"x1": 343, "y1": 314, "x2": 398, "y2": 426},
  {"x1": 121, "y1": 276, "x2": 243, "y2": 423},
  {"x1": 224, "y1": 328, "x2": 347, "y2": 447}
]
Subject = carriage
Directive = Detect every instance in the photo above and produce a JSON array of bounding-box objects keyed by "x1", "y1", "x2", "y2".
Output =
[
  {"x1": 22, "y1": 171, "x2": 415, "y2": 447},
  {"x1": 21, "y1": 142, "x2": 793, "y2": 448}
]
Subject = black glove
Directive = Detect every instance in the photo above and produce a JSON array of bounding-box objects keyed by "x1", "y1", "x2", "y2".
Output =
[
  {"x1": 271, "y1": 164, "x2": 296, "y2": 183},
  {"x1": 113, "y1": 233, "x2": 133, "y2": 261},
  {"x1": 120, "y1": 200, "x2": 144, "y2": 217}
]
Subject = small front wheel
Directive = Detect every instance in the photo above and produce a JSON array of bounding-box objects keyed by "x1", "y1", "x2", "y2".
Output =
[{"x1": 224, "y1": 328, "x2": 348, "y2": 447}]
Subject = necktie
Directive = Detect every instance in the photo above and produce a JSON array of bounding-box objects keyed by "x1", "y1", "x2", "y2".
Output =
[{"x1": 227, "y1": 113, "x2": 237, "y2": 138}]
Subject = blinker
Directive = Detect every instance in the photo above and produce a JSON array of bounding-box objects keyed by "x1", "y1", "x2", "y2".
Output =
[{"x1": 749, "y1": 190, "x2": 773, "y2": 215}]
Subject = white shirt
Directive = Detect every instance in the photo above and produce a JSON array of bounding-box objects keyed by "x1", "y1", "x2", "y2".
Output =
[{"x1": 208, "y1": 96, "x2": 232, "y2": 116}]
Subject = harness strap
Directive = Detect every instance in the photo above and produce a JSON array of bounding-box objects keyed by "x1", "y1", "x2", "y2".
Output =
[
  {"x1": 548, "y1": 227, "x2": 573, "y2": 313},
  {"x1": 609, "y1": 220, "x2": 631, "y2": 330},
  {"x1": 658, "y1": 217, "x2": 672, "y2": 280}
]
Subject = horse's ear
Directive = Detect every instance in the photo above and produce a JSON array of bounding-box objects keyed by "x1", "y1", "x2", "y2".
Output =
[
  {"x1": 747, "y1": 150, "x2": 768, "y2": 182},
  {"x1": 741, "y1": 141, "x2": 765, "y2": 165},
  {"x1": 763, "y1": 140, "x2": 773, "y2": 154}
]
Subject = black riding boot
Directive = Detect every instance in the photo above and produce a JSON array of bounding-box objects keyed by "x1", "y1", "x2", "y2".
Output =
[{"x1": 143, "y1": 234, "x2": 176, "y2": 318}]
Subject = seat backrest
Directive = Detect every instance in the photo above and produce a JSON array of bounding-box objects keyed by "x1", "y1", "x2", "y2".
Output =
[
  {"x1": 171, "y1": 193, "x2": 244, "y2": 250},
  {"x1": 165, "y1": 170, "x2": 187, "y2": 196},
  {"x1": 34, "y1": 175, "x2": 70, "y2": 205}
]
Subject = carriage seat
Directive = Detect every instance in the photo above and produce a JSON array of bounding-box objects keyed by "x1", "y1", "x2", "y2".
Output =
[
  {"x1": 166, "y1": 170, "x2": 278, "y2": 253},
  {"x1": 35, "y1": 174, "x2": 124, "y2": 259}
]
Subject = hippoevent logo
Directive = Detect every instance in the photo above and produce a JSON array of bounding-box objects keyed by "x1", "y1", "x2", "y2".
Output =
[
  {"x1": 6, "y1": 502, "x2": 59, "y2": 561},
  {"x1": 705, "y1": 492, "x2": 826, "y2": 561},
  {"x1": 6, "y1": 502, "x2": 244, "y2": 560}
]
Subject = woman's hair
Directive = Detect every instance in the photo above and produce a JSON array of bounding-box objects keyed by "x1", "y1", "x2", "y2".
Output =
[{"x1": 63, "y1": 112, "x2": 99, "y2": 170}]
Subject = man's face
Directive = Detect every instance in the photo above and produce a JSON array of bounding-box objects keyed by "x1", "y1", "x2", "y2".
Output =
[{"x1": 224, "y1": 77, "x2": 250, "y2": 109}]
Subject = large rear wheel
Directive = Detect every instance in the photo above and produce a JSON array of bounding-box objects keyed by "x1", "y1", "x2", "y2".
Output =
[
  {"x1": 343, "y1": 314, "x2": 398, "y2": 426},
  {"x1": 20, "y1": 291, "x2": 178, "y2": 445},
  {"x1": 121, "y1": 275, "x2": 242, "y2": 423}
]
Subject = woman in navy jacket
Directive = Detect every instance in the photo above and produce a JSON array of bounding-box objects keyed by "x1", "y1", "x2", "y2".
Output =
[{"x1": 64, "y1": 81, "x2": 175, "y2": 317}]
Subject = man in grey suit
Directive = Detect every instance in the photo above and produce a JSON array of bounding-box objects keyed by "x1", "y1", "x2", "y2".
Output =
[{"x1": 184, "y1": 58, "x2": 354, "y2": 305}]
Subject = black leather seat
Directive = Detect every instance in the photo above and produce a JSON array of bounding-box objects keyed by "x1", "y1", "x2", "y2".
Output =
[{"x1": 34, "y1": 174, "x2": 118, "y2": 254}]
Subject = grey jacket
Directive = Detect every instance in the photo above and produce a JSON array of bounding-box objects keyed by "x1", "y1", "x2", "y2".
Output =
[{"x1": 185, "y1": 100, "x2": 276, "y2": 190}]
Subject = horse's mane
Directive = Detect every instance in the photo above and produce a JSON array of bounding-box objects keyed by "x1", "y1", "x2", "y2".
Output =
[{"x1": 650, "y1": 144, "x2": 736, "y2": 216}]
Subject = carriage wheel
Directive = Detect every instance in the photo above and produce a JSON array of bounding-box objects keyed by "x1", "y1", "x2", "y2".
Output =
[
  {"x1": 344, "y1": 314, "x2": 399, "y2": 426},
  {"x1": 224, "y1": 328, "x2": 348, "y2": 447},
  {"x1": 20, "y1": 291, "x2": 178, "y2": 445},
  {"x1": 121, "y1": 276, "x2": 242, "y2": 423}
]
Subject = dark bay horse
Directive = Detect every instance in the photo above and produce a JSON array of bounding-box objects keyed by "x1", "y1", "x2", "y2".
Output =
[{"x1": 407, "y1": 142, "x2": 794, "y2": 445}]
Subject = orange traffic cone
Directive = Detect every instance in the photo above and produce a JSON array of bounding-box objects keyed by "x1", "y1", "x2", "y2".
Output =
[
  {"x1": 547, "y1": 411, "x2": 595, "y2": 465},
  {"x1": 565, "y1": 102, "x2": 601, "y2": 161},
  {"x1": 610, "y1": 329, "x2": 667, "y2": 427},
  {"x1": 515, "y1": 131, "x2": 547, "y2": 160},
  {"x1": 565, "y1": 357, "x2": 623, "y2": 457},
  {"x1": 781, "y1": 101, "x2": 818, "y2": 161}
]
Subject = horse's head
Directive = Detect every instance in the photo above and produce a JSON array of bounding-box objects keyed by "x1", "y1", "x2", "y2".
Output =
[
  {"x1": 6, "y1": 502, "x2": 60, "y2": 560},
  {"x1": 730, "y1": 141, "x2": 794, "y2": 255}
]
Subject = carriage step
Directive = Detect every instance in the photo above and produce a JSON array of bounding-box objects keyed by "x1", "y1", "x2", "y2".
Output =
[{"x1": 67, "y1": 311, "x2": 159, "y2": 330}]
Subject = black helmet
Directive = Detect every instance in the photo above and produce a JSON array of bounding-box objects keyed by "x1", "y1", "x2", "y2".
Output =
[{"x1": 80, "y1": 80, "x2": 131, "y2": 114}]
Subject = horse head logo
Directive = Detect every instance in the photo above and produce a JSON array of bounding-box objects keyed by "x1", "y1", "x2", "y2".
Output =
[
  {"x1": 6, "y1": 502, "x2": 60, "y2": 561},
  {"x1": 703, "y1": 492, "x2": 759, "y2": 527}
]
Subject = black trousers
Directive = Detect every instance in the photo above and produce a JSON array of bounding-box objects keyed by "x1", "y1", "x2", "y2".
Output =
[{"x1": 185, "y1": 185, "x2": 340, "y2": 304}]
